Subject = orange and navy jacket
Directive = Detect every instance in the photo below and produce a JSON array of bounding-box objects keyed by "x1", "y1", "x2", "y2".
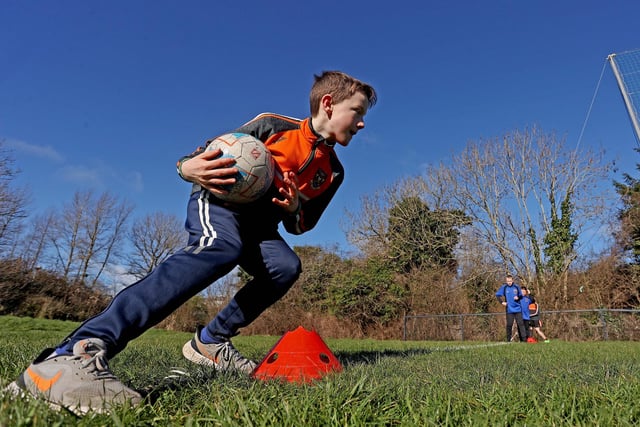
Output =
[{"x1": 178, "y1": 113, "x2": 344, "y2": 235}]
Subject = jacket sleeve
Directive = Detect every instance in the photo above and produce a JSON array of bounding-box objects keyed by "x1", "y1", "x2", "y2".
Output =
[
  {"x1": 282, "y1": 169, "x2": 343, "y2": 235},
  {"x1": 232, "y1": 113, "x2": 289, "y2": 141},
  {"x1": 495, "y1": 285, "x2": 505, "y2": 302}
]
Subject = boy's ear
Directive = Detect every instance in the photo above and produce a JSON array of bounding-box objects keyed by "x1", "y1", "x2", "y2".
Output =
[{"x1": 321, "y1": 94, "x2": 333, "y2": 115}]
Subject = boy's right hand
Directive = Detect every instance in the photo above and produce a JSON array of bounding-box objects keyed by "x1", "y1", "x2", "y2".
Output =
[{"x1": 179, "y1": 148, "x2": 239, "y2": 196}]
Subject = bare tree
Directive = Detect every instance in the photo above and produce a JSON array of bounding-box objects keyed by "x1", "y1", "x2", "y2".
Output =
[
  {"x1": 18, "y1": 210, "x2": 56, "y2": 270},
  {"x1": 49, "y1": 190, "x2": 133, "y2": 286},
  {"x1": 51, "y1": 192, "x2": 85, "y2": 278},
  {"x1": 127, "y1": 211, "x2": 186, "y2": 279},
  {"x1": 83, "y1": 192, "x2": 134, "y2": 286},
  {"x1": 421, "y1": 127, "x2": 612, "y2": 298},
  {"x1": 0, "y1": 140, "x2": 29, "y2": 257}
]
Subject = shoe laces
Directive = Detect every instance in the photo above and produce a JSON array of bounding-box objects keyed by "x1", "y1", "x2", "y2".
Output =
[
  {"x1": 217, "y1": 342, "x2": 253, "y2": 368},
  {"x1": 78, "y1": 343, "x2": 117, "y2": 380}
]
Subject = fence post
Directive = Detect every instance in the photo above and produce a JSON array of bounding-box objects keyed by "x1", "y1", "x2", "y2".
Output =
[
  {"x1": 460, "y1": 314, "x2": 465, "y2": 341},
  {"x1": 598, "y1": 310, "x2": 608, "y2": 341},
  {"x1": 403, "y1": 315, "x2": 407, "y2": 341}
]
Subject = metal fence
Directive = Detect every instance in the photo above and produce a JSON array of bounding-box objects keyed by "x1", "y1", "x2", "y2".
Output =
[{"x1": 403, "y1": 309, "x2": 640, "y2": 341}]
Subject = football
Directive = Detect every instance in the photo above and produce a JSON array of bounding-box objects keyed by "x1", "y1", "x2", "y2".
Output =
[{"x1": 205, "y1": 133, "x2": 275, "y2": 203}]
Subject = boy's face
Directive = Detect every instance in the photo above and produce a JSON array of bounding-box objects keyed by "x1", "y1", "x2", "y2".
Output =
[{"x1": 324, "y1": 91, "x2": 369, "y2": 147}]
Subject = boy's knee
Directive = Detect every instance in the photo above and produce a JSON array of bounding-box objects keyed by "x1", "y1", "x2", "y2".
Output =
[
  {"x1": 277, "y1": 256, "x2": 302, "y2": 285},
  {"x1": 264, "y1": 255, "x2": 301, "y2": 298}
]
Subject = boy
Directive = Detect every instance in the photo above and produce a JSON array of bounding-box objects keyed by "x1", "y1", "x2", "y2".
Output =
[
  {"x1": 495, "y1": 274, "x2": 527, "y2": 342},
  {"x1": 521, "y1": 287, "x2": 550, "y2": 343},
  {"x1": 519, "y1": 286, "x2": 535, "y2": 342},
  {"x1": 8, "y1": 71, "x2": 377, "y2": 414}
]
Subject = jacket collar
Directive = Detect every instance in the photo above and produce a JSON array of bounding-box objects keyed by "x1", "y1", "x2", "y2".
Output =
[{"x1": 306, "y1": 118, "x2": 335, "y2": 148}]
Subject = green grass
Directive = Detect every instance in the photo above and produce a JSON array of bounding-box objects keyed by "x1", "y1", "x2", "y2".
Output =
[{"x1": 1, "y1": 315, "x2": 639, "y2": 426}]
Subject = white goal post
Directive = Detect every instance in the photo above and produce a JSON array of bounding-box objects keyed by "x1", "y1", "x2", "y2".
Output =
[{"x1": 608, "y1": 49, "x2": 640, "y2": 144}]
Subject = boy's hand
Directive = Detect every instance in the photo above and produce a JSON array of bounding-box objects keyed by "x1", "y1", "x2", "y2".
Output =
[
  {"x1": 272, "y1": 171, "x2": 300, "y2": 214},
  {"x1": 180, "y1": 149, "x2": 238, "y2": 195}
]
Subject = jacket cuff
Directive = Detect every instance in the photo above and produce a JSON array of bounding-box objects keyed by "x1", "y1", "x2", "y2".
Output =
[{"x1": 176, "y1": 157, "x2": 191, "y2": 182}]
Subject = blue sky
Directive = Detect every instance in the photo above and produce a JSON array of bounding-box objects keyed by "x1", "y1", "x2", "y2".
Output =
[{"x1": 2, "y1": 1, "x2": 639, "y2": 254}]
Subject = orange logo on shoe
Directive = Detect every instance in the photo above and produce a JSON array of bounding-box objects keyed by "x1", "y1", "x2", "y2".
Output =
[{"x1": 26, "y1": 367, "x2": 63, "y2": 392}]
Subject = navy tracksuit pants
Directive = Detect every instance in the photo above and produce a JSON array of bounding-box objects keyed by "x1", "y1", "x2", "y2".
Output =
[
  {"x1": 506, "y1": 311, "x2": 527, "y2": 342},
  {"x1": 60, "y1": 190, "x2": 302, "y2": 359}
]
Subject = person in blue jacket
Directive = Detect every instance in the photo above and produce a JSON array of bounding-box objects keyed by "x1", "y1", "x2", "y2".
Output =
[
  {"x1": 519, "y1": 286, "x2": 534, "y2": 342},
  {"x1": 521, "y1": 286, "x2": 550, "y2": 343},
  {"x1": 495, "y1": 274, "x2": 527, "y2": 342}
]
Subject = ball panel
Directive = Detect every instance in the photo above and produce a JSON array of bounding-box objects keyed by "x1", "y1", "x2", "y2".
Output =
[{"x1": 204, "y1": 133, "x2": 275, "y2": 203}]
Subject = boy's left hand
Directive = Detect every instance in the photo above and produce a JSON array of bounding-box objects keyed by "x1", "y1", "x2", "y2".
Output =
[{"x1": 272, "y1": 171, "x2": 300, "y2": 214}]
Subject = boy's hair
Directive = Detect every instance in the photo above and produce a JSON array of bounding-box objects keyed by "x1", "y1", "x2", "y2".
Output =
[{"x1": 310, "y1": 71, "x2": 377, "y2": 116}]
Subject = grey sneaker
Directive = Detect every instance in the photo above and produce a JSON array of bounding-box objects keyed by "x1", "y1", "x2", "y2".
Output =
[
  {"x1": 182, "y1": 326, "x2": 257, "y2": 375},
  {"x1": 6, "y1": 338, "x2": 142, "y2": 414}
]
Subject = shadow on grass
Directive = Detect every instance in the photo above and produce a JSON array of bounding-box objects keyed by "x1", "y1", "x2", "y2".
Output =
[
  {"x1": 138, "y1": 350, "x2": 436, "y2": 403},
  {"x1": 140, "y1": 343, "x2": 505, "y2": 403},
  {"x1": 335, "y1": 348, "x2": 438, "y2": 366},
  {"x1": 138, "y1": 368, "x2": 200, "y2": 403},
  {"x1": 139, "y1": 366, "x2": 251, "y2": 404},
  {"x1": 335, "y1": 341, "x2": 507, "y2": 366}
]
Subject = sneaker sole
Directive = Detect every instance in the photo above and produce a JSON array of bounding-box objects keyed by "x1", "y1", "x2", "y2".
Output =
[{"x1": 4, "y1": 380, "x2": 96, "y2": 415}]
